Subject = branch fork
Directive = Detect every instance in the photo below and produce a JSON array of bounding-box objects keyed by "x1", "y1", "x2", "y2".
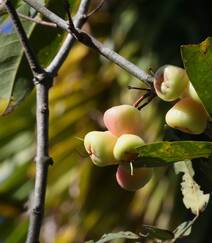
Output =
[{"x1": 4, "y1": 1, "x2": 155, "y2": 242}]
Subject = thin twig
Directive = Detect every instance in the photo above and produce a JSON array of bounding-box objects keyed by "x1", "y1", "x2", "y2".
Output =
[
  {"x1": 66, "y1": 15, "x2": 153, "y2": 87},
  {"x1": 18, "y1": 13, "x2": 57, "y2": 28},
  {"x1": 86, "y1": 0, "x2": 105, "y2": 18},
  {"x1": 5, "y1": 0, "x2": 43, "y2": 77},
  {"x1": 23, "y1": 0, "x2": 68, "y2": 30},
  {"x1": 23, "y1": 0, "x2": 154, "y2": 86},
  {"x1": 46, "y1": 0, "x2": 91, "y2": 74}
]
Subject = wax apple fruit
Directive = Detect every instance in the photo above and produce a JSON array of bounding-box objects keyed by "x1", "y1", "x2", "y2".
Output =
[
  {"x1": 165, "y1": 97, "x2": 207, "y2": 134},
  {"x1": 113, "y1": 134, "x2": 145, "y2": 161},
  {"x1": 84, "y1": 131, "x2": 117, "y2": 166},
  {"x1": 116, "y1": 164, "x2": 152, "y2": 191},
  {"x1": 154, "y1": 65, "x2": 189, "y2": 101},
  {"x1": 103, "y1": 105, "x2": 143, "y2": 137}
]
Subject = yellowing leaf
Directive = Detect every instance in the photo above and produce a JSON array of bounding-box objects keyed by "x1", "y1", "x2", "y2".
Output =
[{"x1": 175, "y1": 160, "x2": 210, "y2": 215}]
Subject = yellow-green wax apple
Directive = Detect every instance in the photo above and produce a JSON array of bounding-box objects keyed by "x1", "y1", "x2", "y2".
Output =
[
  {"x1": 166, "y1": 97, "x2": 207, "y2": 134},
  {"x1": 154, "y1": 65, "x2": 189, "y2": 101},
  {"x1": 84, "y1": 131, "x2": 118, "y2": 166},
  {"x1": 113, "y1": 134, "x2": 145, "y2": 161}
]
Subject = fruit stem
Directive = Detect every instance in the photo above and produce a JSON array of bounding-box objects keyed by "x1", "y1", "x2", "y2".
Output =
[
  {"x1": 137, "y1": 94, "x2": 156, "y2": 110},
  {"x1": 133, "y1": 92, "x2": 150, "y2": 108},
  {"x1": 130, "y1": 162, "x2": 134, "y2": 176}
]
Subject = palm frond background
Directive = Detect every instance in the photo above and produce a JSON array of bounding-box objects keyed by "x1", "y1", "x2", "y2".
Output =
[{"x1": 0, "y1": 0, "x2": 212, "y2": 242}]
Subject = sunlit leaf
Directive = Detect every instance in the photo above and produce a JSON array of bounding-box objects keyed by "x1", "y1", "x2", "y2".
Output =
[
  {"x1": 0, "y1": 4, "x2": 34, "y2": 115},
  {"x1": 0, "y1": 0, "x2": 67, "y2": 115},
  {"x1": 134, "y1": 141, "x2": 212, "y2": 167}
]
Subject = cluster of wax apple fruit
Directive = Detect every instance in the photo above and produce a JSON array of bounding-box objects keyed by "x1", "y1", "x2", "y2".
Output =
[
  {"x1": 154, "y1": 65, "x2": 208, "y2": 134},
  {"x1": 84, "y1": 104, "x2": 153, "y2": 191},
  {"x1": 84, "y1": 65, "x2": 209, "y2": 192}
]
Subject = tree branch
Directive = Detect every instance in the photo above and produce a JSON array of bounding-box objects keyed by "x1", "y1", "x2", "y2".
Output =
[
  {"x1": 5, "y1": 0, "x2": 153, "y2": 241},
  {"x1": 5, "y1": 0, "x2": 43, "y2": 77},
  {"x1": 23, "y1": 0, "x2": 153, "y2": 86},
  {"x1": 26, "y1": 81, "x2": 53, "y2": 243},
  {"x1": 46, "y1": 0, "x2": 91, "y2": 74},
  {"x1": 66, "y1": 15, "x2": 153, "y2": 86},
  {"x1": 3, "y1": 1, "x2": 53, "y2": 243}
]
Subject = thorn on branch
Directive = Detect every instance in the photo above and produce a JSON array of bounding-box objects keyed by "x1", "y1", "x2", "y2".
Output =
[
  {"x1": 86, "y1": 0, "x2": 105, "y2": 18},
  {"x1": 64, "y1": 0, "x2": 71, "y2": 23},
  {"x1": 64, "y1": 3, "x2": 99, "y2": 50},
  {"x1": 64, "y1": 0, "x2": 80, "y2": 38},
  {"x1": 18, "y1": 13, "x2": 58, "y2": 28}
]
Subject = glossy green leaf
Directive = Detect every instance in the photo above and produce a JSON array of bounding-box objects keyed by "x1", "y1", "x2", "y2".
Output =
[
  {"x1": 30, "y1": 0, "x2": 67, "y2": 67},
  {"x1": 0, "y1": 4, "x2": 34, "y2": 115},
  {"x1": 181, "y1": 37, "x2": 212, "y2": 117},
  {"x1": 141, "y1": 225, "x2": 174, "y2": 241},
  {"x1": 0, "y1": 0, "x2": 67, "y2": 115},
  {"x1": 95, "y1": 231, "x2": 140, "y2": 243},
  {"x1": 134, "y1": 141, "x2": 212, "y2": 167}
]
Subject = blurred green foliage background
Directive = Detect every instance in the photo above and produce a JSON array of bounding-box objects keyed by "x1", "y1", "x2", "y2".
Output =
[{"x1": 0, "y1": 0, "x2": 212, "y2": 242}]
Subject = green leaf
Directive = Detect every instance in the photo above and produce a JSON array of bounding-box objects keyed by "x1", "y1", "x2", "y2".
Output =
[
  {"x1": 30, "y1": 0, "x2": 67, "y2": 67},
  {"x1": 181, "y1": 37, "x2": 212, "y2": 118},
  {"x1": 0, "y1": 0, "x2": 67, "y2": 115},
  {"x1": 95, "y1": 231, "x2": 140, "y2": 243},
  {"x1": 141, "y1": 225, "x2": 174, "y2": 241},
  {"x1": 134, "y1": 141, "x2": 212, "y2": 167},
  {"x1": 0, "y1": 4, "x2": 34, "y2": 115}
]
